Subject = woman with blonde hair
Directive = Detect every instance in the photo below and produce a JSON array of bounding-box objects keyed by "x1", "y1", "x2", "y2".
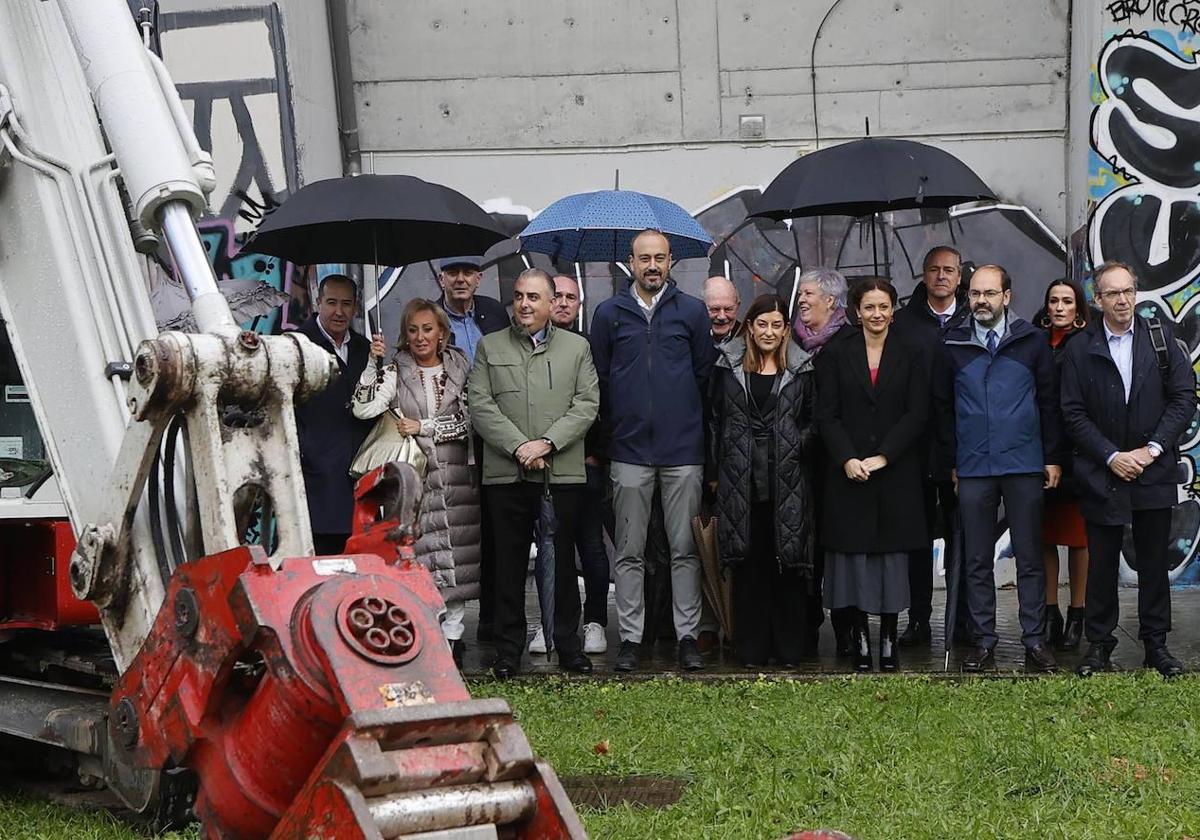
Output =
[{"x1": 352, "y1": 298, "x2": 479, "y2": 667}]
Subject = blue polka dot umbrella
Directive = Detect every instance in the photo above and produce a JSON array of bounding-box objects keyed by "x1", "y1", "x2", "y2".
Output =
[{"x1": 518, "y1": 190, "x2": 714, "y2": 262}]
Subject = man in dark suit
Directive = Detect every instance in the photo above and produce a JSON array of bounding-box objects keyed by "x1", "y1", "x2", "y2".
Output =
[
  {"x1": 292, "y1": 273, "x2": 373, "y2": 555},
  {"x1": 435, "y1": 255, "x2": 509, "y2": 641},
  {"x1": 933, "y1": 264, "x2": 1063, "y2": 674},
  {"x1": 1060, "y1": 261, "x2": 1196, "y2": 678}
]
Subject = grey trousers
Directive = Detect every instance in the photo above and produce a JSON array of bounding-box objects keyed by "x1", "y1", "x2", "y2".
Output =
[
  {"x1": 611, "y1": 461, "x2": 704, "y2": 643},
  {"x1": 959, "y1": 473, "x2": 1047, "y2": 650}
]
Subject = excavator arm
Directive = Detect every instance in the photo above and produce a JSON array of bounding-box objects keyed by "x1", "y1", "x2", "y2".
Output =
[{"x1": 0, "y1": 1, "x2": 583, "y2": 836}]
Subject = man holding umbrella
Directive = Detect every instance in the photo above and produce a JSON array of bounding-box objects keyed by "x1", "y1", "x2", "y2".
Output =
[
  {"x1": 469, "y1": 268, "x2": 599, "y2": 679},
  {"x1": 590, "y1": 229, "x2": 718, "y2": 672}
]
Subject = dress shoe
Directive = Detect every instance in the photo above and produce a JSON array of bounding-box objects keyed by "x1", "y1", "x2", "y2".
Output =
[
  {"x1": 1059, "y1": 606, "x2": 1085, "y2": 651},
  {"x1": 450, "y1": 639, "x2": 466, "y2": 669},
  {"x1": 1145, "y1": 645, "x2": 1185, "y2": 679},
  {"x1": 491, "y1": 657, "x2": 518, "y2": 680},
  {"x1": 1076, "y1": 643, "x2": 1119, "y2": 677},
  {"x1": 614, "y1": 640, "x2": 640, "y2": 673},
  {"x1": 1045, "y1": 604, "x2": 1064, "y2": 649},
  {"x1": 898, "y1": 618, "x2": 931, "y2": 648},
  {"x1": 678, "y1": 636, "x2": 704, "y2": 671},
  {"x1": 879, "y1": 613, "x2": 899, "y2": 672},
  {"x1": 961, "y1": 645, "x2": 996, "y2": 673},
  {"x1": 1024, "y1": 642, "x2": 1059, "y2": 674},
  {"x1": 852, "y1": 616, "x2": 873, "y2": 673},
  {"x1": 561, "y1": 651, "x2": 594, "y2": 674}
]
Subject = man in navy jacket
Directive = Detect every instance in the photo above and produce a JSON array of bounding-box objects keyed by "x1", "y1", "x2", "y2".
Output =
[
  {"x1": 933, "y1": 264, "x2": 1063, "y2": 673},
  {"x1": 590, "y1": 229, "x2": 717, "y2": 672},
  {"x1": 1060, "y1": 261, "x2": 1195, "y2": 678}
]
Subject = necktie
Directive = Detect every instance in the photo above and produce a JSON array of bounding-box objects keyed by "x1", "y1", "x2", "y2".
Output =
[
  {"x1": 986, "y1": 329, "x2": 997, "y2": 355},
  {"x1": 938, "y1": 313, "x2": 949, "y2": 327}
]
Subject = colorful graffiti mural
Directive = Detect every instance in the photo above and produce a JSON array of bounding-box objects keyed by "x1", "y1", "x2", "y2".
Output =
[{"x1": 1089, "y1": 12, "x2": 1200, "y2": 583}]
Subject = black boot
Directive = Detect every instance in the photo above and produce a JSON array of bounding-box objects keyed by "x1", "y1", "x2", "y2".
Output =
[
  {"x1": 1045, "y1": 603, "x2": 1064, "y2": 649},
  {"x1": 832, "y1": 607, "x2": 854, "y2": 658},
  {"x1": 1060, "y1": 606, "x2": 1084, "y2": 651},
  {"x1": 852, "y1": 612, "x2": 873, "y2": 673},
  {"x1": 879, "y1": 613, "x2": 899, "y2": 672}
]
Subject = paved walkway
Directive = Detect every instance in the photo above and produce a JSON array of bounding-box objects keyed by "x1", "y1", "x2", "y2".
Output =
[{"x1": 458, "y1": 582, "x2": 1200, "y2": 677}]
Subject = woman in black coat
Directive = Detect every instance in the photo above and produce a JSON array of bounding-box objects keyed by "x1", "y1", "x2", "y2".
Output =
[
  {"x1": 815, "y1": 278, "x2": 929, "y2": 671},
  {"x1": 708, "y1": 294, "x2": 817, "y2": 667}
]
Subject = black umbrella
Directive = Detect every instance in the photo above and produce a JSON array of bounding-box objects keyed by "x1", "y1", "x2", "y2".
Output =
[
  {"x1": 750, "y1": 138, "x2": 997, "y2": 274},
  {"x1": 239, "y1": 174, "x2": 507, "y2": 332},
  {"x1": 942, "y1": 509, "x2": 966, "y2": 671}
]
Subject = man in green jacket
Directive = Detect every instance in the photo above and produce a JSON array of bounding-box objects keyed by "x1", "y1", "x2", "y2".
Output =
[{"x1": 468, "y1": 267, "x2": 599, "y2": 678}]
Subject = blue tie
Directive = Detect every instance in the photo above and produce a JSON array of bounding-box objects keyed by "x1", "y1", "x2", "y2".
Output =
[{"x1": 986, "y1": 329, "x2": 998, "y2": 355}]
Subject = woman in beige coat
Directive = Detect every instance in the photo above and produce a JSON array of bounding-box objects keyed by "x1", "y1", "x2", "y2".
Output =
[{"x1": 352, "y1": 298, "x2": 480, "y2": 667}]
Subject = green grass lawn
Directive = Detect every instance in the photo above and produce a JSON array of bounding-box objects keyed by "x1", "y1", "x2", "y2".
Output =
[{"x1": 4, "y1": 674, "x2": 1199, "y2": 839}]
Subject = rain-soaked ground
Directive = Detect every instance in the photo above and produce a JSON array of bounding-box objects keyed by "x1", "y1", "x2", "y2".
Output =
[{"x1": 458, "y1": 579, "x2": 1200, "y2": 677}]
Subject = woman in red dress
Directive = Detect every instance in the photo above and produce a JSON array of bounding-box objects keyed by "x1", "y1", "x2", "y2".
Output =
[{"x1": 1035, "y1": 279, "x2": 1092, "y2": 650}]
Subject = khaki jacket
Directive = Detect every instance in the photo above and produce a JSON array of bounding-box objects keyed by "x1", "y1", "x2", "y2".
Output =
[{"x1": 468, "y1": 323, "x2": 599, "y2": 485}]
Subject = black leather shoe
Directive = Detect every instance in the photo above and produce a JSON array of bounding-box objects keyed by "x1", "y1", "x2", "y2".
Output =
[
  {"x1": 450, "y1": 639, "x2": 466, "y2": 669},
  {"x1": 898, "y1": 619, "x2": 931, "y2": 648},
  {"x1": 678, "y1": 636, "x2": 704, "y2": 671},
  {"x1": 962, "y1": 645, "x2": 995, "y2": 673},
  {"x1": 1145, "y1": 645, "x2": 1185, "y2": 679},
  {"x1": 1060, "y1": 606, "x2": 1085, "y2": 651},
  {"x1": 561, "y1": 651, "x2": 593, "y2": 674},
  {"x1": 1045, "y1": 604, "x2": 1064, "y2": 649},
  {"x1": 614, "y1": 640, "x2": 640, "y2": 673},
  {"x1": 491, "y1": 657, "x2": 518, "y2": 680},
  {"x1": 1024, "y1": 642, "x2": 1059, "y2": 673},
  {"x1": 1076, "y1": 643, "x2": 1119, "y2": 677}
]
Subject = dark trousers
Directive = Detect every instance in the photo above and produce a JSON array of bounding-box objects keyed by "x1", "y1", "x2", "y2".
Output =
[
  {"x1": 908, "y1": 479, "x2": 958, "y2": 624},
  {"x1": 534, "y1": 464, "x2": 611, "y2": 626},
  {"x1": 732, "y1": 504, "x2": 804, "y2": 665},
  {"x1": 959, "y1": 474, "x2": 1046, "y2": 649},
  {"x1": 475, "y1": 438, "x2": 495, "y2": 628},
  {"x1": 1085, "y1": 508, "x2": 1172, "y2": 650},
  {"x1": 313, "y1": 533, "x2": 348, "y2": 555},
  {"x1": 488, "y1": 483, "x2": 583, "y2": 663}
]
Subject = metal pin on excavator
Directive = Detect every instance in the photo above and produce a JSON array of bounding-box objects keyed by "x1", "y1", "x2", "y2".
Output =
[{"x1": 0, "y1": 2, "x2": 584, "y2": 836}]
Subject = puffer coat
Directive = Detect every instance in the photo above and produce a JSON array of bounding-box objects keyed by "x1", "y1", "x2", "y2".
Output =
[
  {"x1": 352, "y1": 346, "x2": 481, "y2": 602},
  {"x1": 707, "y1": 338, "x2": 817, "y2": 576}
]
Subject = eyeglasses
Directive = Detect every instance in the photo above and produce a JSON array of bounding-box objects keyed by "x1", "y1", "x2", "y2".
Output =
[
  {"x1": 1098, "y1": 288, "x2": 1136, "y2": 301},
  {"x1": 966, "y1": 289, "x2": 1004, "y2": 301}
]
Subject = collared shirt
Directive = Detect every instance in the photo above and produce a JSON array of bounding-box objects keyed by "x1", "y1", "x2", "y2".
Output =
[
  {"x1": 929, "y1": 297, "x2": 957, "y2": 326},
  {"x1": 446, "y1": 301, "x2": 485, "y2": 364},
  {"x1": 316, "y1": 316, "x2": 349, "y2": 365},
  {"x1": 1104, "y1": 321, "x2": 1134, "y2": 403},
  {"x1": 632, "y1": 284, "x2": 665, "y2": 318},
  {"x1": 529, "y1": 325, "x2": 548, "y2": 348},
  {"x1": 973, "y1": 311, "x2": 1007, "y2": 351}
]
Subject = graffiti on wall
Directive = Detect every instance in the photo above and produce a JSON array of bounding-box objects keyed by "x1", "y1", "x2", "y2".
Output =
[
  {"x1": 149, "y1": 5, "x2": 311, "y2": 333},
  {"x1": 1089, "y1": 14, "x2": 1200, "y2": 583}
]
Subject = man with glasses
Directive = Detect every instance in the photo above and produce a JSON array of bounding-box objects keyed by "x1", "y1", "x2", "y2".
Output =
[
  {"x1": 933, "y1": 264, "x2": 1064, "y2": 673},
  {"x1": 1060, "y1": 261, "x2": 1195, "y2": 678}
]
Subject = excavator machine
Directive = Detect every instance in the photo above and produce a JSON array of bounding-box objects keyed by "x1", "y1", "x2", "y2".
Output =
[{"x1": 0, "y1": 1, "x2": 584, "y2": 837}]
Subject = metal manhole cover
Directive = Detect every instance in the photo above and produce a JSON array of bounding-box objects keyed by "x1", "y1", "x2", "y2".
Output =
[{"x1": 559, "y1": 774, "x2": 688, "y2": 810}]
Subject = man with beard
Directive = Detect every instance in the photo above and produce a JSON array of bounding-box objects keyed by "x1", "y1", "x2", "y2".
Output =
[
  {"x1": 704, "y1": 275, "x2": 741, "y2": 345},
  {"x1": 933, "y1": 264, "x2": 1063, "y2": 673},
  {"x1": 469, "y1": 268, "x2": 598, "y2": 679},
  {"x1": 893, "y1": 246, "x2": 972, "y2": 647},
  {"x1": 590, "y1": 229, "x2": 718, "y2": 672}
]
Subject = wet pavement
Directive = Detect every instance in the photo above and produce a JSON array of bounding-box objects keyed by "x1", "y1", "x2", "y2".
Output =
[{"x1": 458, "y1": 580, "x2": 1200, "y2": 678}]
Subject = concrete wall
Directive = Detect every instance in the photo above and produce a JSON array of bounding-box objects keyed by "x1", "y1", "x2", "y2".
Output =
[{"x1": 351, "y1": 0, "x2": 1071, "y2": 234}]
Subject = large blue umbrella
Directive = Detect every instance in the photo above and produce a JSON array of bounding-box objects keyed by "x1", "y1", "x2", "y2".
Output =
[{"x1": 519, "y1": 190, "x2": 713, "y2": 262}]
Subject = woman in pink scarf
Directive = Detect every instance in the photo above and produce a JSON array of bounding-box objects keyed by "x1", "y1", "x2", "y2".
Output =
[{"x1": 794, "y1": 267, "x2": 848, "y2": 354}]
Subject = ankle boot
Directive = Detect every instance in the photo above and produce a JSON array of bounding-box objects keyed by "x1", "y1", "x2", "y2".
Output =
[
  {"x1": 853, "y1": 612, "x2": 873, "y2": 672},
  {"x1": 1045, "y1": 603, "x2": 1064, "y2": 649},
  {"x1": 1060, "y1": 606, "x2": 1085, "y2": 651},
  {"x1": 879, "y1": 613, "x2": 899, "y2": 672},
  {"x1": 832, "y1": 607, "x2": 854, "y2": 658}
]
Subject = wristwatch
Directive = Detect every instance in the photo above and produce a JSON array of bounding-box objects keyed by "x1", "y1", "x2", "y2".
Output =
[
  {"x1": 541, "y1": 437, "x2": 556, "y2": 452},
  {"x1": 1147, "y1": 443, "x2": 1163, "y2": 460}
]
